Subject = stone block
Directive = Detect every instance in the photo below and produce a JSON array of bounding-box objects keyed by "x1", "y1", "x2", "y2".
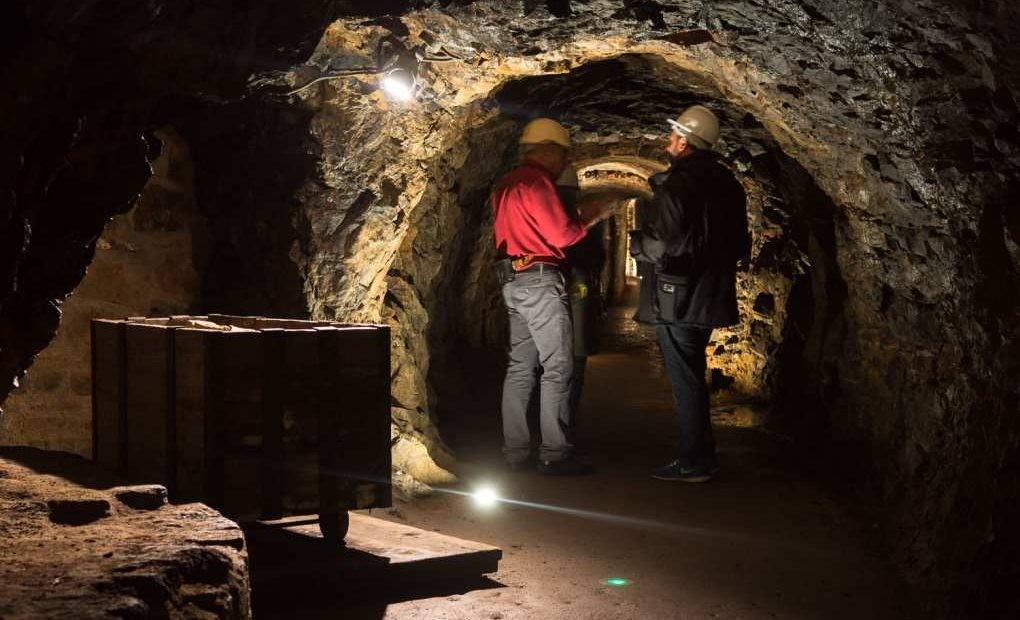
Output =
[{"x1": 1, "y1": 447, "x2": 250, "y2": 618}]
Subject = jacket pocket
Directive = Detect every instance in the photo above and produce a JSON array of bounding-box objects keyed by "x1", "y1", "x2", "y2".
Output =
[{"x1": 655, "y1": 273, "x2": 694, "y2": 323}]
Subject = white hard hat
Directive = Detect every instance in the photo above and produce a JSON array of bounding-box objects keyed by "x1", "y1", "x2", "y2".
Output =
[
  {"x1": 556, "y1": 166, "x2": 579, "y2": 188},
  {"x1": 520, "y1": 118, "x2": 571, "y2": 149},
  {"x1": 667, "y1": 105, "x2": 720, "y2": 149}
]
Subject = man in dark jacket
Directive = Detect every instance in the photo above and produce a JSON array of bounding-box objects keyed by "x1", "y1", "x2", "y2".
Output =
[{"x1": 630, "y1": 105, "x2": 750, "y2": 482}]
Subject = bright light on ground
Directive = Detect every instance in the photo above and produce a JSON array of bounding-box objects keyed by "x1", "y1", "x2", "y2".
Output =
[
  {"x1": 603, "y1": 577, "x2": 631, "y2": 587},
  {"x1": 381, "y1": 72, "x2": 415, "y2": 102},
  {"x1": 472, "y1": 486, "x2": 499, "y2": 508}
]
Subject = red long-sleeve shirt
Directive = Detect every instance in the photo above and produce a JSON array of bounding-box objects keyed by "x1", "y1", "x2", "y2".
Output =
[{"x1": 492, "y1": 164, "x2": 586, "y2": 265}]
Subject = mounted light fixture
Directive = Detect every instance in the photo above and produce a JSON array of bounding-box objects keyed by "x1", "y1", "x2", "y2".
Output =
[
  {"x1": 274, "y1": 34, "x2": 464, "y2": 103},
  {"x1": 380, "y1": 67, "x2": 417, "y2": 102}
]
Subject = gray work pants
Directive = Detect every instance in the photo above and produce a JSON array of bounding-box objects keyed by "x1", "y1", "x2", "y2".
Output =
[{"x1": 501, "y1": 267, "x2": 574, "y2": 463}]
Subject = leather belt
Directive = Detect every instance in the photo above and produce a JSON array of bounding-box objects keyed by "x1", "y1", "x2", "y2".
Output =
[{"x1": 516, "y1": 262, "x2": 561, "y2": 274}]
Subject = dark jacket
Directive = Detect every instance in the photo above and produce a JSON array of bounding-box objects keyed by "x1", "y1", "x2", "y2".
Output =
[{"x1": 630, "y1": 150, "x2": 750, "y2": 328}]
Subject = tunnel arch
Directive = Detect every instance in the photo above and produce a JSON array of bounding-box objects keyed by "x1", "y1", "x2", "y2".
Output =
[{"x1": 348, "y1": 50, "x2": 857, "y2": 488}]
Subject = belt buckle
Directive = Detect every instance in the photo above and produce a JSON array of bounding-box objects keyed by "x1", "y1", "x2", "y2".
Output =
[{"x1": 511, "y1": 256, "x2": 533, "y2": 272}]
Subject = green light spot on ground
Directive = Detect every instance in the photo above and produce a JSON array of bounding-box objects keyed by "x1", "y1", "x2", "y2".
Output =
[{"x1": 604, "y1": 577, "x2": 631, "y2": 587}]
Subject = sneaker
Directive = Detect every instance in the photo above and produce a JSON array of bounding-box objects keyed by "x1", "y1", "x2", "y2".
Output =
[
  {"x1": 652, "y1": 460, "x2": 714, "y2": 482},
  {"x1": 537, "y1": 456, "x2": 595, "y2": 476}
]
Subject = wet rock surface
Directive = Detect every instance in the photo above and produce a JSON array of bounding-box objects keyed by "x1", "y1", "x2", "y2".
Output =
[
  {"x1": 0, "y1": 447, "x2": 250, "y2": 619},
  {"x1": 2, "y1": 2, "x2": 1019, "y2": 616}
]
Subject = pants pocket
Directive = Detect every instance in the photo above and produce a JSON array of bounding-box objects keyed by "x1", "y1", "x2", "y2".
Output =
[{"x1": 655, "y1": 273, "x2": 693, "y2": 323}]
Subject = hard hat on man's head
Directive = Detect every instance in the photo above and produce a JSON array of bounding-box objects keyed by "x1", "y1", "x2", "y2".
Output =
[
  {"x1": 520, "y1": 118, "x2": 571, "y2": 149},
  {"x1": 667, "y1": 105, "x2": 720, "y2": 149}
]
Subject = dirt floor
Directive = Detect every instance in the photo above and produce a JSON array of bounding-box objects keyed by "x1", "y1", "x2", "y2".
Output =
[{"x1": 260, "y1": 307, "x2": 914, "y2": 619}]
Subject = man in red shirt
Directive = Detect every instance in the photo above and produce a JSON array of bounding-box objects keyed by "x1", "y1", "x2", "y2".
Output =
[{"x1": 492, "y1": 118, "x2": 608, "y2": 475}]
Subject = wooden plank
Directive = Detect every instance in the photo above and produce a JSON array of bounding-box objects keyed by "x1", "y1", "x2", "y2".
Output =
[
  {"x1": 204, "y1": 332, "x2": 226, "y2": 510},
  {"x1": 345, "y1": 513, "x2": 499, "y2": 574},
  {"x1": 333, "y1": 326, "x2": 391, "y2": 509},
  {"x1": 217, "y1": 330, "x2": 263, "y2": 518},
  {"x1": 317, "y1": 328, "x2": 343, "y2": 519},
  {"x1": 205, "y1": 314, "x2": 260, "y2": 330},
  {"x1": 164, "y1": 327, "x2": 177, "y2": 496},
  {"x1": 248, "y1": 513, "x2": 501, "y2": 584},
  {"x1": 123, "y1": 317, "x2": 171, "y2": 326},
  {"x1": 223, "y1": 454, "x2": 262, "y2": 522},
  {"x1": 91, "y1": 320, "x2": 122, "y2": 471},
  {"x1": 278, "y1": 329, "x2": 321, "y2": 514},
  {"x1": 116, "y1": 322, "x2": 128, "y2": 476},
  {"x1": 206, "y1": 314, "x2": 335, "y2": 330},
  {"x1": 260, "y1": 329, "x2": 286, "y2": 519},
  {"x1": 124, "y1": 323, "x2": 170, "y2": 485},
  {"x1": 172, "y1": 328, "x2": 211, "y2": 502},
  {"x1": 370, "y1": 326, "x2": 392, "y2": 508}
]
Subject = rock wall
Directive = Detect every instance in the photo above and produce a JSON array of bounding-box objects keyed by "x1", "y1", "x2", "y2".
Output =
[
  {"x1": 0, "y1": 128, "x2": 207, "y2": 455},
  {"x1": 0, "y1": 447, "x2": 250, "y2": 619},
  {"x1": 385, "y1": 115, "x2": 521, "y2": 487}
]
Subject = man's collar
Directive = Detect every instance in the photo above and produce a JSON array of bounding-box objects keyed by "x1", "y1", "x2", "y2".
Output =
[
  {"x1": 651, "y1": 150, "x2": 713, "y2": 185},
  {"x1": 669, "y1": 148, "x2": 712, "y2": 168}
]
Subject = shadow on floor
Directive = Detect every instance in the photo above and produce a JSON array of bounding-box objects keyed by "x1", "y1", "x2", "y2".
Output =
[
  {"x1": 255, "y1": 575, "x2": 503, "y2": 619},
  {"x1": 246, "y1": 520, "x2": 505, "y2": 619},
  {"x1": 0, "y1": 446, "x2": 121, "y2": 489}
]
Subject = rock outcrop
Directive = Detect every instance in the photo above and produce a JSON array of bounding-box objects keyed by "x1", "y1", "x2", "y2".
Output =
[
  {"x1": 0, "y1": 127, "x2": 207, "y2": 455},
  {"x1": 0, "y1": 447, "x2": 250, "y2": 619}
]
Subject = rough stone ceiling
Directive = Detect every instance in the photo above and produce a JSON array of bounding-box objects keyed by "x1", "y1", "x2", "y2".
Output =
[{"x1": 493, "y1": 54, "x2": 732, "y2": 143}]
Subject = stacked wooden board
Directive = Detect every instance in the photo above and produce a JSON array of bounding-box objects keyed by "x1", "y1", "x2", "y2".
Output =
[{"x1": 91, "y1": 314, "x2": 391, "y2": 540}]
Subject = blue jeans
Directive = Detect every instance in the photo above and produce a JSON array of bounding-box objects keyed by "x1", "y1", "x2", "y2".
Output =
[{"x1": 655, "y1": 324, "x2": 717, "y2": 470}]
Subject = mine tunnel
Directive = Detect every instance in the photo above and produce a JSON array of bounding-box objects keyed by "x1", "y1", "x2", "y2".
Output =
[{"x1": 1, "y1": 2, "x2": 1019, "y2": 619}]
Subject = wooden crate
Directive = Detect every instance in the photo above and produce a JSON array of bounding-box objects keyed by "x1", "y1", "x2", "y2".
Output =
[{"x1": 91, "y1": 314, "x2": 391, "y2": 539}]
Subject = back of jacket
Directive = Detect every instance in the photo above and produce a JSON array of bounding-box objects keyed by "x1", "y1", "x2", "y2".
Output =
[{"x1": 633, "y1": 150, "x2": 750, "y2": 327}]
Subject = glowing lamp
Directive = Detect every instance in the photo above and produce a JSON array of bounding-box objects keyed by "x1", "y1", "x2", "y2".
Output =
[
  {"x1": 381, "y1": 68, "x2": 416, "y2": 102},
  {"x1": 472, "y1": 485, "x2": 499, "y2": 508}
]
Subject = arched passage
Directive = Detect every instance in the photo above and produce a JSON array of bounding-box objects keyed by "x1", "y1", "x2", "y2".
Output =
[{"x1": 414, "y1": 54, "x2": 849, "y2": 455}]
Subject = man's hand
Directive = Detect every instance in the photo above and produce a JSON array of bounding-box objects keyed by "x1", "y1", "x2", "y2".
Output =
[{"x1": 578, "y1": 197, "x2": 615, "y2": 229}]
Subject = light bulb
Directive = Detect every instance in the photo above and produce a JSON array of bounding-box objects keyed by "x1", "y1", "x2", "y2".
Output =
[{"x1": 381, "y1": 70, "x2": 415, "y2": 102}]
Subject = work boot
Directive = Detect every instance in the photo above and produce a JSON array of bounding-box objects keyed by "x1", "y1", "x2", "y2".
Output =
[
  {"x1": 537, "y1": 455, "x2": 594, "y2": 476},
  {"x1": 652, "y1": 460, "x2": 714, "y2": 483}
]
